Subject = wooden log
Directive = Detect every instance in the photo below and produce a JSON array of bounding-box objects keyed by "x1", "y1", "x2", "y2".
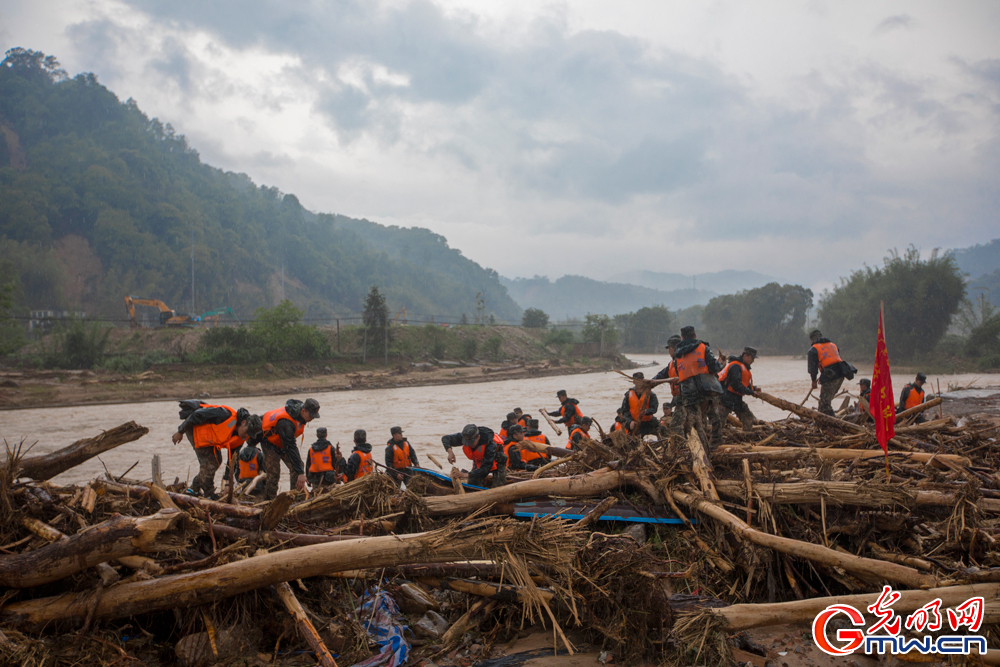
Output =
[
  {"x1": 423, "y1": 470, "x2": 637, "y2": 516},
  {"x1": 275, "y1": 581, "x2": 337, "y2": 667},
  {"x1": 576, "y1": 496, "x2": 617, "y2": 529},
  {"x1": 7, "y1": 422, "x2": 149, "y2": 481},
  {"x1": 538, "y1": 407, "x2": 563, "y2": 436},
  {"x1": 260, "y1": 491, "x2": 297, "y2": 530},
  {"x1": 671, "y1": 490, "x2": 936, "y2": 589},
  {"x1": 758, "y1": 392, "x2": 865, "y2": 433},
  {"x1": 517, "y1": 441, "x2": 573, "y2": 458},
  {"x1": 706, "y1": 583, "x2": 1000, "y2": 631},
  {"x1": 211, "y1": 524, "x2": 364, "y2": 546},
  {"x1": 333, "y1": 562, "x2": 537, "y2": 581},
  {"x1": 21, "y1": 517, "x2": 121, "y2": 585},
  {"x1": 715, "y1": 445, "x2": 970, "y2": 467},
  {"x1": 100, "y1": 480, "x2": 261, "y2": 518},
  {"x1": 686, "y1": 428, "x2": 719, "y2": 501},
  {"x1": 0, "y1": 509, "x2": 191, "y2": 588},
  {"x1": 441, "y1": 599, "x2": 496, "y2": 648},
  {"x1": 0, "y1": 518, "x2": 557, "y2": 628},
  {"x1": 450, "y1": 467, "x2": 466, "y2": 495},
  {"x1": 415, "y1": 576, "x2": 554, "y2": 603},
  {"x1": 894, "y1": 397, "x2": 943, "y2": 423}
]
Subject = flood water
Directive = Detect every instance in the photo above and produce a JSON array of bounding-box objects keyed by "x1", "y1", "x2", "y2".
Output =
[{"x1": 2, "y1": 355, "x2": 995, "y2": 489}]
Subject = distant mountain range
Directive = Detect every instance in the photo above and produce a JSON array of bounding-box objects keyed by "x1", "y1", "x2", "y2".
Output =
[
  {"x1": 953, "y1": 239, "x2": 1000, "y2": 308},
  {"x1": 499, "y1": 275, "x2": 718, "y2": 320},
  {"x1": 605, "y1": 269, "x2": 779, "y2": 294}
]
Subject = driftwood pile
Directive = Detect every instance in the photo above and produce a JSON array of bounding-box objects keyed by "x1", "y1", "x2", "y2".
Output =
[{"x1": 1, "y1": 392, "x2": 1000, "y2": 666}]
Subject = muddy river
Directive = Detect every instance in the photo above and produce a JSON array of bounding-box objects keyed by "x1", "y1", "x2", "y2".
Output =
[{"x1": 1, "y1": 355, "x2": 993, "y2": 489}]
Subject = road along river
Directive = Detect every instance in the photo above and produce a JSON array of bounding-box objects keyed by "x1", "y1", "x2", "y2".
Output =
[{"x1": 1, "y1": 355, "x2": 993, "y2": 489}]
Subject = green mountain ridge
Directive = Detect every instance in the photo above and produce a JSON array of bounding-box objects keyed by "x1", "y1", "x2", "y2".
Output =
[{"x1": 0, "y1": 48, "x2": 521, "y2": 324}]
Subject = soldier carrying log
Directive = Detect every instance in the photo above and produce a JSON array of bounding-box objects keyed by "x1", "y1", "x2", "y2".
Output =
[{"x1": 807, "y1": 329, "x2": 857, "y2": 416}]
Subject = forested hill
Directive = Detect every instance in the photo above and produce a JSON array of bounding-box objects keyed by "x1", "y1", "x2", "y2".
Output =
[{"x1": 0, "y1": 49, "x2": 520, "y2": 323}]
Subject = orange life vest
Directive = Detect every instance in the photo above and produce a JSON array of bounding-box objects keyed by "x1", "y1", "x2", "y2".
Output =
[
  {"x1": 718, "y1": 360, "x2": 753, "y2": 396},
  {"x1": 667, "y1": 360, "x2": 680, "y2": 396},
  {"x1": 675, "y1": 343, "x2": 710, "y2": 381},
  {"x1": 521, "y1": 434, "x2": 548, "y2": 462},
  {"x1": 627, "y1": 389, "x2": 654, "y2": 422},
  {"x1": 261, "y1": 407, "x2": 304, "y2": 449},
  {"x1": 517, "y1": 417, "x2": 528, "y2": 428},
  {"x1": 463, "y1": 434, "x2": 504, "y2": 471},
  {"x1": 611, "y1": 420, "x2": 625, "y2": 433},
  {"x1": 308, "y1": 444, "x2": 336, "y2": 473},
  {"x1": 812, "y1": 341, "x2": 844, "y2": 369},
  {"x1": 904, "y1": 384, "x2": 925, "y2": 410},
  {"x1": 238, "y1": 455, "x2": 259, "y2": 479},
  {"x1": 390, "y1": 441, "x2": 413, "y2": 469},
  {"x1": 498, "y1": 427, "x2": 508, "y2": 440},
  {"x1": 560, "y1": 401, "x2": 579, "y2": 426},
  {"x1": 192, "y1": 404, "x2": 245, "y2": 450},
  {"x1": 567, "y1": 426, "x2": 587, "y2": 449},
  {"x1": 352, "y1": 449, "x2": 373, "y2": 479}
]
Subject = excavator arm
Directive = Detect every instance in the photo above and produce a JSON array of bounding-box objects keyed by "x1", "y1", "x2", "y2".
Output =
[{"x1": 124, "y1": 296, "x2": 177, "y2": 328}]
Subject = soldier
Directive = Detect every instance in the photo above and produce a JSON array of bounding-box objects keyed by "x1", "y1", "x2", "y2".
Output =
[{"x1": 807, "y1": 330, "x2": 856, "y2": 416}]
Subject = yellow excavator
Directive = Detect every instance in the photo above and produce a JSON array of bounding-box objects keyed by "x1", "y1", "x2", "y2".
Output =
[{"x1": 124, "y1": 296, "x2": 201, "y2": 328}]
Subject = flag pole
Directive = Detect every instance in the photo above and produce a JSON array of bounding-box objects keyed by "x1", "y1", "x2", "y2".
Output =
[{"x1": 881, "y1": 300, "x2": 890, "y2": 483}]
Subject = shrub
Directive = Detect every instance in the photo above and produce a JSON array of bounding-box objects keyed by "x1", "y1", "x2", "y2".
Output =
[
  {"x1": 39, "y1": 320, "x2": 110, "y2": 369},
  {"x1": 461, "y1": 337, "x2": 478, "y2": 360},
  {"x1": 544, "y1": 329, "x2": 574, "y2": 346},
  {"x1": 483, "y1": 334, "x2": 503, "y2": 361}
]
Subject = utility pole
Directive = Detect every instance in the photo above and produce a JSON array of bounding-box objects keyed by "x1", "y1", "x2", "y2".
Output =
[
  {"x1": 281, "y1": 263, "x2": 285, "y2": 301},
  {"x1": 600, "y1": 320, "x2": 605, "y2": 357},
  {"x1": 337, "y1": 319, "x2": 340, "y2": 355},
  {"x1": 384, "y1": 324, "x2": 388, "y2": 366}
]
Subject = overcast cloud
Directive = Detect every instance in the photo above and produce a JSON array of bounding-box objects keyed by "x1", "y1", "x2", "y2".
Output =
[{"x1": 2, "y1": 0, "x2": 999, "y2": 291}]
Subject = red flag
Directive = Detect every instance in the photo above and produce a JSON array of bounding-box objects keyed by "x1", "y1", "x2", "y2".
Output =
[{"x1": 869, "y1": 304, "x2": 895, "y2": 453}]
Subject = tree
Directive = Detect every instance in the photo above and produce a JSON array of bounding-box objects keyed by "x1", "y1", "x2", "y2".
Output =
[
  {"x1": 521, "y1": 308, "x2": 549, "y2": 328},
  {"x1": 363, "y1": 285, "x2": 390, "y2": 357},
  {"x1": 581, "y1": 314, "x2": 619, "y2": 346},
  {"x1": 818, "y1": 247, "x2": 964, "y2": 360},
  {"x1": 0, "y1": 261, "x2": 24, "y2": 354},
  {"x1": 614, "y1": 305, "x2": 673, "y2": 352},
  {"x1": 702, "y1": 283, "x2": 813, "y2": 354}
]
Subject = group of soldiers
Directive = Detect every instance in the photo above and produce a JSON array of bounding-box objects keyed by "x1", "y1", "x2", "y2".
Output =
[
  {"x1": 172, "y1": 327, "x2": 934, "y2": 497},
  {"x1": 172, "y1": 397, "x2": 420, "y2": 500}
]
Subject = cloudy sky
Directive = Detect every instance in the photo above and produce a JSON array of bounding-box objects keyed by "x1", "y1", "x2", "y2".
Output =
[{"x1": 2, "y1": 1, "x2": 999, "y2": 290}]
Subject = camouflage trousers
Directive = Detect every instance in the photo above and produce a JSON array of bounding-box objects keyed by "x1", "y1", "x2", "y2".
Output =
[
  {"x1": 190, "y1": 446, "x2": 221, "y2": 496},
  {"x1": 719, "y1": 395, "x2": 757, "y2": 432},
  {"x1": 262, "y1": 442, "x2": 301, "y2": 500},
  {"x1": 818, "y1": 377, "x2": 845, "y2": 416},
  {"x1": 684, "y1": 394, "x2": 723, "y2": 450}
]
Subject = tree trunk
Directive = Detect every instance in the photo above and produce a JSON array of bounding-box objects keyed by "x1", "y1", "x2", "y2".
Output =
[
  {"x1": 705, "y1": 583, "x2": 1000, "y2": 631},
  {"x1": 758, "y1": 392, "x2": 865, "y2": 433},
  {"x1": 7, "y1": 422, "x2": 149, "y2": 481},
  {"x1": 0, "y1": 509, "x2": 191, "y2": 588},
  {"x1": 100, "y1": 480, "x2": 261, "y2": 518},
  {"x1": 715, "y1": 479, "x2": 1000, "y2": 512},
  {"x1": 422, "y1": 470, "x2": 637, "y2": 516},
  {"x1": 671, "y1": 490, "x2": 936, "y2": 589},
  {"x1": 894, "y1": 397, "x2": 943, "y2": 423},
  {"x1": 210, "y1": 524, "x2": 364, "y2": 546},
  {"x1": 274, "y1": 581, "x2": 337, "y2": 667},
  {"x1": 0, "y1": 519, "x2": 550, "y2": 628},
  {"x1": 714, "y1": 446, "x2": 969, "y2": 467}
]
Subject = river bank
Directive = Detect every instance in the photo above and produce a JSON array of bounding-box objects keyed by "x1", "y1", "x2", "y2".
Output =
[{"x1": 0, "y1": 355, "x2": 632, "y2": 410}]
